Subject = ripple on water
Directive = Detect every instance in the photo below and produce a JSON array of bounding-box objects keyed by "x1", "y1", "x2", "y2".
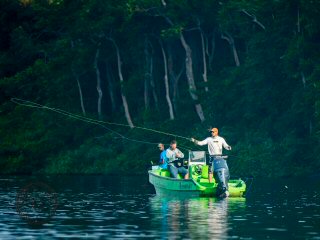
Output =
[
  {"x1": 1, "y1": 176, "x2": 320, "y2": 239},
  {"x1": 265, "y1": 228, "x2": 288, "y2": 232}
]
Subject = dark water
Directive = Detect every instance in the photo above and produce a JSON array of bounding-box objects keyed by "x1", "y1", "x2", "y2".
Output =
[{"x1": 0, "y1": 175, "x2": 319, "y2": 239}]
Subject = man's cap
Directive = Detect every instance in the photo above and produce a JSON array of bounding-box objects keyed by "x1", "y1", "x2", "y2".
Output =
[{"x1": 208, "y1": 127, "x2": 219, "y2": 133}]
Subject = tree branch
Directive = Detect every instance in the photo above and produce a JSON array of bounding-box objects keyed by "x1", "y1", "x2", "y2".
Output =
[
  {"x1": 241, "y1": 9, "x2": 266, "y2": 30},
  {"x1": 221, "y1": 32, "x2": 240, "y2": 67}
]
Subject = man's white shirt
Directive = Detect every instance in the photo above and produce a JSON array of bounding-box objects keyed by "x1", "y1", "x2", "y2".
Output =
[
  {"x1": 166, "y1": 148, "x2": 184, "y2": 162},
  {"x1": 196, "y1": 136, "x2": 231, "y2": 155}
]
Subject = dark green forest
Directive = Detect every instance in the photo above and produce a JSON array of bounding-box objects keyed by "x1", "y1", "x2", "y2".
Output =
[{"x1": 0, "y1": 0, "x2": 319, "y2": 176}]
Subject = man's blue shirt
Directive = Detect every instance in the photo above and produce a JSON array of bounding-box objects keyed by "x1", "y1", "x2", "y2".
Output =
[{"x1": 159, "y1": 150, "x2": 168, "y2": 169}]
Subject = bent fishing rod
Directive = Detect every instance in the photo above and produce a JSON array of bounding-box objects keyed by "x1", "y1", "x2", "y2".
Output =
[
  {"x1": 10, "y1": 98, "x2": 248, "y2": 157},
  {"x1": 10, "y1": 97, "x2": 194, "y2": 143}
]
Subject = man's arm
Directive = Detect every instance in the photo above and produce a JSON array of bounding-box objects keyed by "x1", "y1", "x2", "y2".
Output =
[
  {"x1": 176, "y1": 149, "x2": 184, "y2": 158},
  {"x1": 191, "y1": 138, "x2": 208, "y2": 146},
  {"x1": 160, "y1": 151, "x2": 166, "y2": 164},
  {"x1": 222, "y1": 138, "x2": 232, "y2": 150}
]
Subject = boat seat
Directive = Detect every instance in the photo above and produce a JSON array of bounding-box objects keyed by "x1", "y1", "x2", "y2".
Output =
[
  {"x1": 176, "y1": 174, "x2": 183, "y2": 179},
  {"x1": 196, "y1": 165, "x2": 216, "y2": 184},
  {"x1": 201, "y1": 165, "x2": 209, "y2": 179},
  {"x1": 159, "y1": 169, "x2": 183, "y2": 179},
  {"x1": 198, "y1": 178, "x2": 210, "y2": 184},
  {"x1": 159, "y1": 169, "x2": 171, "y2": 177}
]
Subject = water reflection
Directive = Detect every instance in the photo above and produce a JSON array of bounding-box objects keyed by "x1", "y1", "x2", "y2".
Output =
[
  {"x1": 0, "y1": 176, "x2": 319, "y2": 239},
  {"x1": 149, "y1": 196, "x2": 246, "y2": 239}
]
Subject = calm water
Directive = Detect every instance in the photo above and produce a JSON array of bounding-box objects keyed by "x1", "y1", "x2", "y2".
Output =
[{"x1": 0, "y1": 175, "x2": 319, "y2": 239}]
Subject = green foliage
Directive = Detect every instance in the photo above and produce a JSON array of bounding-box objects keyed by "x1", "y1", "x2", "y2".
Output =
[
  {"x1": 161, "y1": 27, "x2": 182, "y2": 39},
  {"x1": 0, "y1": 0, "x2": 319, "y2": 177}
]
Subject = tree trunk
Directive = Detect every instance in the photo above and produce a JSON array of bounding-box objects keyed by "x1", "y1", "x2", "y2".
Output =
[
  {"x1": 221, "y1": 32, "x2": 240, "y2": 67},
  {"x1": 179, "y1": 32, "x2": 206, "y2": 122},
  {"x1": 168, "y1": 45, "x2": 184, "y2": 112},
  {"x1": 309, "y1": 120, "x2": 312, "y2": 135},
  {"x1": 107, "y1": 38, "x2": 134, "y2": 128},
  {"x1": 301, "y1": 71, "x2": 306, "y2": 89},
  {"x1": 73, "y1": 71, "x2": 86, "y2": 116},
  {"x1": 301, "y1": 71, "x2": 311, "y2": 135},
  {"x1": 94, "y1": 48, "x2": 103, "y2": 119},
  {"x1": 106, "y1": 61, "x2": 116, "y2": 112},
  {"x1": 297, "y1": 6, "x2": 301, "y2": 33},
  {"x1": 150, "y1": 54, "x2": 159, "y2": 110},
  {"x1": 160, "y1": 39, "x2": 175, "y2": 120},
  {"x1": 206, "y1": 31, "x2": 216, "y2": 72},
  {"x1": 160, "y1": 14, "x2": 205, "y2": 121},
  {"x1": 144, "y1": 74, "x2": 149, "y2": 110},
  {"x1": 71, "y1": 40, "x2": 86, "y2": 116},
  {"x1": 199, "y1": 27, "x2": 209, "y2": 92},
  {"x1": 144, "y1": 38, "x2": 150, "y2": 110},
  {"x1": 147, "y1": 40, "x2": 159, "y2": 110}
]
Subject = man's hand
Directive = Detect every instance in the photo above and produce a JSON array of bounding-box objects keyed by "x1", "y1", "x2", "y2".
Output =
[
  {"x1": 176, "y1": 153, "x2": 182, "y2": 158},
  {"x1": 191, "y1": 138, "x2": 197, "y2": 144},
  {"x1": 226, "y1": 146, "x2": 232, "y2": 151}
]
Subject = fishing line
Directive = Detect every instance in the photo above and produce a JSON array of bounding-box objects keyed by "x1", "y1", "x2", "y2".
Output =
[
  {"x1": 11, "y1": 98, "x2": 161, "y2": 145},
  {"x1": 178, "y1": 139, "x2": 202, "y2": 152},
  {"x1": 11, "y1": 98, "x2": 235, "y2": 153},
  {"x1": 10, "y1": 98, "x2": 242, "y2": 153},
  {"x1": 98, "y1": 124, "x2": 158, "y2": 145},
  {"x1": 11, "y1": 97, "x2": 192, "y2": 145}
]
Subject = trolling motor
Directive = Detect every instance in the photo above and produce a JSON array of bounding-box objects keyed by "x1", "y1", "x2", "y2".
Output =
[
  {"x1": 215, "y1": 168, "x2": 229, "y2": 197},
  {"x1": 188, "y1": 151, "x2": 230, "y2": 197},
  {"x1": 209, "y1": 155, "x2": 230, "y2": 197}
]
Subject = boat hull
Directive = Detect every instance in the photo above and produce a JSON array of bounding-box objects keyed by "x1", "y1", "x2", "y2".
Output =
[
  {"x1": 149, "y1": 170, "x2": 202, "y2": 197},
  {"x1": 148, "y1": 169, "x2": 246, "y2": 198}
]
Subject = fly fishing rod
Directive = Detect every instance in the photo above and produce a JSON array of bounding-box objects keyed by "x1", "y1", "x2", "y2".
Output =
[{"x1": 10, "y1": 97, "x2": 196, "y2": 146}]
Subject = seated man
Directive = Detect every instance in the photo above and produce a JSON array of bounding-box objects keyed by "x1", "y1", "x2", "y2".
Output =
[
  {"x1": 158, "y1": 143, "x2": 168, "y2": 169},
  {"x1": 166, "y1": 140, "x2": 189, "y2": 179}
]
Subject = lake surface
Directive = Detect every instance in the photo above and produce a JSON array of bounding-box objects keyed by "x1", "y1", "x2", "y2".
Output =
[{"x1": 0, "y1": 175, "x2": 319, "y2": 239}]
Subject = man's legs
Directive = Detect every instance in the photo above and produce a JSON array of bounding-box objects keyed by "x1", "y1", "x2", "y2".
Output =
[
  {"x1": 178, "y1": 167, "x2": 189, "y2": 179},
  {"x1": 209, "y1": 174, "x2": 213, "y2": 183},
  {"x1": 208, "y1": 156, "x2": 214, "y2": 183},
  {"x1": 168, "y1": 165, "x2": 178, "y2": 178}
]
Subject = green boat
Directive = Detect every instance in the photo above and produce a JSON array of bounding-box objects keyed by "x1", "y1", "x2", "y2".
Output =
[{"x1": 148, "y1": 151, "x2": 246, "y2": 198}]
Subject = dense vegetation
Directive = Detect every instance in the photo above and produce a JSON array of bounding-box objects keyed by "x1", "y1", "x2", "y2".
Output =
[{"x1": 0, "y1": 0, "x2": 319, "y2": 177}]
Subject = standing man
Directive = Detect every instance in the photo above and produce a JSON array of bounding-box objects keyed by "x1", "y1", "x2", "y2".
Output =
[
  {"x1": 166, "y1": 140, "x2": 189, "y2": 179},
  {"x1": 158, "y1": 143, "x2": 168, "y2": 169},
  {"x1": 191, "y1": 128, "x2": 231, "y2": 197}
]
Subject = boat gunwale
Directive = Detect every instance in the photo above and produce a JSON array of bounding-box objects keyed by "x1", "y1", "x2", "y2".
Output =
[
  {"x1": 148, "y1": 170, "x2": 196, "y2": 183},
  {"x1": 148, "y1": 170, "x2": 206, "y2": 191}
]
